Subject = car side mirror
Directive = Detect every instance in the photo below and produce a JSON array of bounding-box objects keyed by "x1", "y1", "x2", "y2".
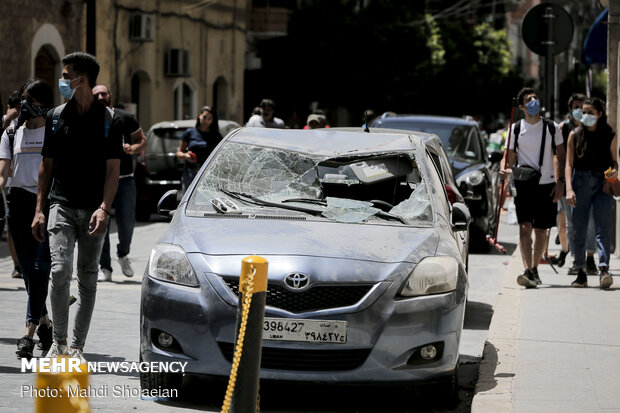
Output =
[
  {"x1": 157, "y1": 189, "x2": 179, "y2": 218},
  {"x1": 451, "y1": 202, "x2": 470, "y2": 232},
  {"x1": 488, "y1": 151, "x2": 504, "y2": 164}
]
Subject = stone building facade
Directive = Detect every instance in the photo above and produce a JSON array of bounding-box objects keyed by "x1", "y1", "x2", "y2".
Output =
[{"x1": 0, "y1": 0, "x2": 247, "y2": 129}]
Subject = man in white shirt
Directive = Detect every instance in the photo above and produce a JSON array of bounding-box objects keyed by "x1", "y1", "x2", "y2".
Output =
[
  {"x1": 246, "y1": 98, "x2": 285, "y2": 128},
  {"x1": 500, "y1": 87, "x2": 566, "y2": 288}
]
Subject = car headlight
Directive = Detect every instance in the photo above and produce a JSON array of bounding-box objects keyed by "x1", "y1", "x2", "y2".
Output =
[
  {"x1": 400, "y1": 256, "x2": 458, "y2": 296},
  {"x1": 457, "y1": 170, "x2": 484, "y2": 186},
  {"x1": 148, "y1": 244, "x2": 199, "y2": 287}
]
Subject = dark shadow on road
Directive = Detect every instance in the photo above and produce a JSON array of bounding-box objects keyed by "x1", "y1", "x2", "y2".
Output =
[
  {"x1": 473, "y1": 341, "x2": 498, "y2": 393},
  {"x1": 0, "y1": 287, "x2": 26, "y2": 292},
  {"x1": 85, "y1": 353, "x2": 140, "y2": 378},
  {"x1": 154, "y1": 374, "x2": 472, "y2": 412},
  {"x1": 463, "y1": 301, "x2": 494, "y2": 331}
]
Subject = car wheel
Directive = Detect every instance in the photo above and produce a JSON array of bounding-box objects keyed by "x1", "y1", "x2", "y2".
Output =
[
  {"x1": 439, "y1": 363, "x2": 459, "y2": 408},
  {"x1": 135, "y1": 199, "x2": 153, "y2": 222},
  {"x1": 139, "y1": 355, "x2": 183, "y2": 398},
  {"x1": 470, "y1": 226, "x2": 491, "y2": 253}
]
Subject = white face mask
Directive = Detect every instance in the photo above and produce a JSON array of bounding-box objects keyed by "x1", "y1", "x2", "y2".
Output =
[{"x1": 581, "y1": 114, "x2": 597, "y2": 127}]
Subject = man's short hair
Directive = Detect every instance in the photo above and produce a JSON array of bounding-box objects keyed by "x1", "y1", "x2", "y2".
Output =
[
  {"x1": 567, "y1": 93, "x2": 586, "y2": 111},
  {"x1": 516, "y1": 87, "x2": 537, "y2": 106},
  {"x1": 62, "y1": 52, "x2": 100, "y2": 88},
  {"x1": 259, "y1": 99, "x2": 276, "y2": 109}
]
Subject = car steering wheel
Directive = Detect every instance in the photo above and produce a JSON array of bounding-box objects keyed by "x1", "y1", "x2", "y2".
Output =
[{"x1": 370, "y1": 200, "x2": 394, "y2": 211}]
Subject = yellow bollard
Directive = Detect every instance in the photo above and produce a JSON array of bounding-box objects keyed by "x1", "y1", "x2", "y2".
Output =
[
  {"x1": 35, "y1": 356, "x2": 89, "y2": 413},
  {"x1": 221, "y1": 256, "x2": 268, "y2": 413}
]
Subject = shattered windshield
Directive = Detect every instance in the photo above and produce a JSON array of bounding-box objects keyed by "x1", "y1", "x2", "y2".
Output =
[{"x1": 186, "y1": 142, "x2": 433, "y2": 224}]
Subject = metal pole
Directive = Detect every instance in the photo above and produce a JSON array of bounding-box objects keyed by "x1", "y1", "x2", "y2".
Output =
[
  {"x1": 230, "y1": 256, "x2": 268, "y2": 413},
  {"x1": 543, "y1": 7, "x2": 555, "y2": 119}
]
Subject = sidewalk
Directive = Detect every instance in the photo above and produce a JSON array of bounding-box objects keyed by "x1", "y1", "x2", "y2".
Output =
[{"x1": 472, "y1": 229, "x2": 620, "y2": 412}]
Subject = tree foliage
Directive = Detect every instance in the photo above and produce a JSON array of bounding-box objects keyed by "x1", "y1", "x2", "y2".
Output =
[{"x1": 252, "y1": 1, "x2": 522, "y2": 126}]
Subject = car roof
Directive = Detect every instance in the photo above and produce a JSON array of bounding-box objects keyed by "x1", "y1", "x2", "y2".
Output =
[
  {"x1": 329, "y1": 126, "x2": 447, "y2": 152},
  {"x1": 148, "y1": 119, "x2": 241, "y2": 130},
  {"x1": 373, "y1": 114, "x2": 478, "y2": 127},
  {"x1": 227, "y1": 127, "x2": 425, "y2": 156}
]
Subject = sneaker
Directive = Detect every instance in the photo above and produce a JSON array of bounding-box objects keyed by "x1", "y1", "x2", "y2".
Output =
[
  {"x1": 36, "y1": 323, "x2": 53, "y2": 351},
  {"x1": 69, "y1": 347, "x2": 87, "y2": 365},
  {"x1": 15, "y1": 336, "x2": 35, "y2": 359},
  {"x1": 46, "y1": 341, "x2": 69, "y2": 357},
  {"x1": 570, "y1": 270, "x2": 588, "y2": 288},
  {"x1": 517, "y1": 269, "x2": 537, "y2": 288},
  {"x1": 531, "y1": 267, "x2": 542, "y2": 285},
  {"x1": 97, "y1": 268, "x2": 112, "y2": 282},
  {"x1": 599, "y1": 267, "x2": 613, "y2": 289},
  {"x1": 586, "y1": 255, "x2": 598, "y2": 275},
  {"x1": 551, "y1": 250, "x2": 569, "y2": 268},
  {"x1": 11, "y1": 266, "x2": 22, "y2": 279},
  {"x1": 118, "y1": 256, "x2": 134, "y2": 277}
]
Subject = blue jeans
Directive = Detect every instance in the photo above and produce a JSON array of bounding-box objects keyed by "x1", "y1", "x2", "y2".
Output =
[
  {"x1": 48, "y1": 203, "x2": 105, "y2": 349},
  {"x1": 571, "y1": 170, "x2": 613, "y2": 269},
  {"x1": 7, "y1": 188, "x2": 51, "y2": 325},
  {"x1": 559, "y1": 197, "x2": 596, "y2": 255},
  {"x1": 100, "y1": 177, "x2": 136, "y2": 271}
]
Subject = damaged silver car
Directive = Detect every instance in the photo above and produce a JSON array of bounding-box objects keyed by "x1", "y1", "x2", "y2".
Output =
[{"x1": 140, "y1": 127, "x2": 470, "y2": 398}]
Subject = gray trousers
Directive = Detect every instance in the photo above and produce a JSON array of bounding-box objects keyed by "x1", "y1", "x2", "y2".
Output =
[{"x1": 48, "y1": 203, "x2": 105, "y2": 349}]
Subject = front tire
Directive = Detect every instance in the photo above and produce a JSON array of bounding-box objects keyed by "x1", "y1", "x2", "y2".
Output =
[{"x1": 139, "y1": 355, "x2": 183, "y2": 399}]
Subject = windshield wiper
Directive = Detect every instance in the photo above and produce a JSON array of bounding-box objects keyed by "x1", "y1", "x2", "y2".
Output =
[
  {"x1": 281, "y1": 197, "x2": 327, "y2": 206},
  {"x1": 219, "y1": 188, "x2": 324, "y2": 216}
]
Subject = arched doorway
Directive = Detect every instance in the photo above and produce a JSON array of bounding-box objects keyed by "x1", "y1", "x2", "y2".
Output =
[
  {"x1": 33, "y1": 46, "x2": 61, "y2": 105},
  {"x1": 213, "y1": 76, "x2": 228, "y2": 120},
  {"x1": 131, "y1": 71, "x2": 151, "y2": 129}
]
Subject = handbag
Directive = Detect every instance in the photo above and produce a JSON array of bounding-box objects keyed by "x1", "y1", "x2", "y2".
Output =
[
  {"x1": 603, "y1": 179, "x2": 620, "y2": 196},
  {"x1": 512, "y1": 165, "x2": 541, "y2": 183}
]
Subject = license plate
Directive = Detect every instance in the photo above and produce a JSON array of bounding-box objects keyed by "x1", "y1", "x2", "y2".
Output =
[{"x1": 262, "y1": 317, "x2": 347, "y2": 344}]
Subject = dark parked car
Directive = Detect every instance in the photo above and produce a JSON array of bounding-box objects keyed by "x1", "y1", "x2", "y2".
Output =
[
  {"x1": 141, "y1": 127, "x2": 470, "y2": 401},
  {"x1": 372, "y1": 114, "x2": 502, "y2": 250},
  {"x1": 134, "y1": 119, "x2": 241, "y2": 221}
]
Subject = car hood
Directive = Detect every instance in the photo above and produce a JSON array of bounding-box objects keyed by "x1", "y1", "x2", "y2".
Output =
[{"x1": 167, "y1": 215, "x2": 439, "y2": 264}]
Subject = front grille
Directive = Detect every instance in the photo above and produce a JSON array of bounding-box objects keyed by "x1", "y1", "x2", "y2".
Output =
[
  {"x1": 218, "y1": 342, "x2": 371, "y2": 371},
  {"x1": 223, "y1": 279, "x2": 373, "y2": 313}
]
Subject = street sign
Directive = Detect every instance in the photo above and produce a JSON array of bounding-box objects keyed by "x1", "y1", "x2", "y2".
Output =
[{"x1": 522, "y1": 3, "x2": 574, "y2": 56}]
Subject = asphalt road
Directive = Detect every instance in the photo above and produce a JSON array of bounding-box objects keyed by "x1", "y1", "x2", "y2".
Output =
[{"x1": 0, "y1": 212, "x2": 519, "y2": 413}]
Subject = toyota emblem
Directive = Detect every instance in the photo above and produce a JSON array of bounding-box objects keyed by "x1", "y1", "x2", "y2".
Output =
[{"x1": 284, "y1": 273, "x2": 310, "y2": 290}]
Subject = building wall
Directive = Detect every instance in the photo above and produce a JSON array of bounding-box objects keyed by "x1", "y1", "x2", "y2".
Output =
[
  {"x1": 97, "y1": 0, "x2": 247, "y2": 129},
  {"x1": 0, "y1": 0, "x2": 84, "y2": 109},
  {"x1": 0, "y1": 0, "x2": 246, "y2": 130}
]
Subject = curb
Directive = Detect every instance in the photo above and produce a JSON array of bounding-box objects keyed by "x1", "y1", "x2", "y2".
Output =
[{"x1": 471, "y1": 246, "x2": 522, "y2": 413}]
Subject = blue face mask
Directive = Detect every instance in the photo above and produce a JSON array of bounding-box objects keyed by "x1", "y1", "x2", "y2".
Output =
[
  {"x1": 571, "y1": 108, "x2": 583, "y2": 120},
  {"x1": 581, "y1": 114, "x2": 597, "y2": 127},
  {"x1": 58, "y1": 78, "x2": 78, "y2": 100},
  {"x1": 525, "y1": 99, "x2": 541, "y2": 116}
]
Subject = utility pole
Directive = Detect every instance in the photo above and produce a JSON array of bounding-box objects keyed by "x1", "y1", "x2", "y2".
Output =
[{"x1": 608, "y1": 0, "x2": 620, "y2": 256}]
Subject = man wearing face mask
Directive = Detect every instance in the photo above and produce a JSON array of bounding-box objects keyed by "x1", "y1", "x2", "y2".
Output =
[
  {"x1": 0, "y1": 80, "x2": 54, "y2": 358},
  {"x1": 500, "y1": 87, "x2": 565, "y2": 288},
  {"x1": 92, "y1": 84, "x2": 146, "y2": 282},
  {"x1": 31, "y1": 52, "x2": 124, "y2": 362}
]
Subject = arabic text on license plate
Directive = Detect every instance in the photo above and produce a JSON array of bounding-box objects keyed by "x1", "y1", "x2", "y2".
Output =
[{"x1": 263, "y1": 318, "x2": 347, "y2": 343}]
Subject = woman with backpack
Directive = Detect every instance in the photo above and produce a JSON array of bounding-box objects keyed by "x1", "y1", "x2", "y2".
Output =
[
  {"x1": 565, "y1": 97, "x2": 618, "y2": 289},
  {"x1": 0, "y1": 79, "x2": 54, "y2": 358}
]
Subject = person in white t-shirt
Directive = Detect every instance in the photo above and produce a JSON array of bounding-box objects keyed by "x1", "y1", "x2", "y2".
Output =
[
  {"x1": 500, "y1": 87, "x2": 566, "y2": 288},
  {"x1": 245, "y1": 98, "x2": 285, "y2": 128},
  {"x1": 0, "y1": 79, "x2": 54, "y2": 359}
]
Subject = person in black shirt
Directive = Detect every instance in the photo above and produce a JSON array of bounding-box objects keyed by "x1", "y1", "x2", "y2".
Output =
[
  {"x1": 92, "y1": 84, "x2": 147, "y2": 281},
  {"x1": 31, "y1": 52, "x2": 124, "y2": 361},
  {"x1": 565, "y1": 97, "x2": 618, "y2": 289},
  {"x1": 176, "y1": 105, "x2": 222, "y2": 193}
]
